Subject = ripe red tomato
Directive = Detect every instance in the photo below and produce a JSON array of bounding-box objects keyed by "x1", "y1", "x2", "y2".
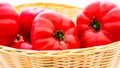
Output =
[
  {"x1": 10, "y1": 41, "x2": 32, "y2": 50},
  {"x1": 76, "y1": 1, "x2": 120, "y2": 48},
  {"x1": 31, "y1": 10, "x2": 80, "y2": 50},
  {"x1": 0, "y1": 2, "x2": 19, "y2": 46},
  {"x1": 19, "y1": 7, "x2": 46, "y2": 42}
]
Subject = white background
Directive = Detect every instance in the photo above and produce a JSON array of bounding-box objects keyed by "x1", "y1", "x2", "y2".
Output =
[
  {"x1": 0, "y1": 0, "x2": 120, "y2": 8},
  {"x1": 0, "y1": 0, "x2": 120, "y2": 68}
]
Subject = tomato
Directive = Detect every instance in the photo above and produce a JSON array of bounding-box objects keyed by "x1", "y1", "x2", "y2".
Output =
[
  {"x1": 0, "y1": 2, "x2": 19, "y2": 46},
  {"x1": 10, "y1": 41, "x2": 32, "y2": 50},
  {"x1": 76, "y1": 1, "x2": 120, "y2": 48},
  {"x1": 31, "y1": 10, "x2": 80, "y2": 50},
  {"x1": 19, "y1": 7, "x2": 46, "y2": 42}
]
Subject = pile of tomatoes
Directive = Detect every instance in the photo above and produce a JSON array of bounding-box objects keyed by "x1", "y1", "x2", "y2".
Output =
[{"x1": 1, "y1": 1, "x2": 120, "y2": 50}]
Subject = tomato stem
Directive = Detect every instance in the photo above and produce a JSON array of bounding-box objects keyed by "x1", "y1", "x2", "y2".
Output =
[
  {"x1": 16, "y1": 35, "x2": 21, "y2": 41},
  {"x1": 53, "y1": 30, "x2": 64, "y2": 40},
  {"x1": 89, "y1": 16, "x2": 101, "y2": 32}
]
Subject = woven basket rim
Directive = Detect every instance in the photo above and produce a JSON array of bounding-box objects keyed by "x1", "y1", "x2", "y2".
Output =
[{"x1": 0, "y1": 41, "x2": 120, "y2": 57}]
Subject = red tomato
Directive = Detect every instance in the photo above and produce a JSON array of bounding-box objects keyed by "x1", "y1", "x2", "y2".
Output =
[
  {"x1": 31, "y1": 10, "x2": 80, "y2": 50},
  {"x1": 19, "y1": 7, "x2": 46, "y2": 42},
  {"x1": 10, "y1": 42, "x2": 32, "y2": 50},
  {"x1": 76, "y1": 1, "x2": 120, "y2": 48},
  {"x1": 0, "y1": 2, "x2": 19, "y2": 46}
]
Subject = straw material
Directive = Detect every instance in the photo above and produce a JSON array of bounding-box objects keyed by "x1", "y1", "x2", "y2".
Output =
[{"x1": 0, "y1": 2, "x2": 120, "y2": 68}]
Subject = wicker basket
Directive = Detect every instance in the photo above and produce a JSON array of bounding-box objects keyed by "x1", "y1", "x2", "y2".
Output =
[{"x1": 0, "y1": 2, "x2": 120, "y2": 68}]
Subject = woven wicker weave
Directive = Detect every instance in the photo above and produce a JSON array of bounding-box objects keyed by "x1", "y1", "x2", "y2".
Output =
[{"x1": 0, "y1": 2, "x2": 120, "y2": 68}]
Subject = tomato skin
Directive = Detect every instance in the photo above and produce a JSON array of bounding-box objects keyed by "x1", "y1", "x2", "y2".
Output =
[
  {"x1": 19, "y1": 7, "x2": 46, "y2": 42},
  {"x1": 31, "y1": 10, "x2": 80, "y2": 50},
  {"x1": 77, "y1": 1, "x2": 120, "y2": 48},
  {"x1": 10, "y1": 41, "x2": 32, "y2": 50},
  {"x1": 0, "y1": 2, "x2": 19, "y2": 46}
]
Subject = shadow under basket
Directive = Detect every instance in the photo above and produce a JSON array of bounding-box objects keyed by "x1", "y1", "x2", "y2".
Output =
[{"x1": 0, "y1": 2, "x2": 120, "y2": 68}]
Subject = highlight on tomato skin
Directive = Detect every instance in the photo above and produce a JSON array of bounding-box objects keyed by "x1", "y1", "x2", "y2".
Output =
[{"x1": 76, "y1": 0, "x2": 120, "y2": 48}]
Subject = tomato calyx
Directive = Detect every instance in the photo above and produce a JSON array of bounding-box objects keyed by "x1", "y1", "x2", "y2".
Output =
[
  {"x1": 53, "y1": 30, "x2": 64, "y2": 41},
  {"x1": 89, "y1": 16, "x2": 101, "y2": 32}
]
